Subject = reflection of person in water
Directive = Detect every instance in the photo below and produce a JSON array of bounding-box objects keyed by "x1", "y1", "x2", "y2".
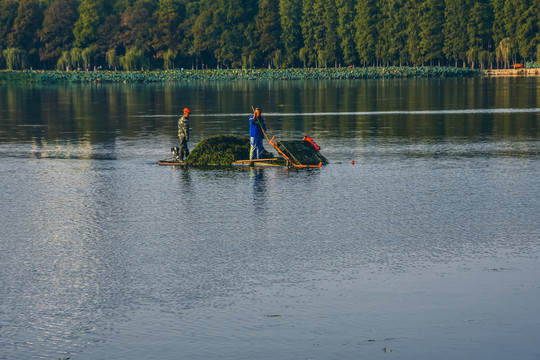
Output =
[{"x1": 250, "y1": 167, "x2": 266, "y2": 212}]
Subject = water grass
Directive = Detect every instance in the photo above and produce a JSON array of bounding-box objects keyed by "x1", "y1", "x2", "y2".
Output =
[
  {"x1": 0, "y1": 67, "x2": 482, "y2": 84},
  {"x1": 184, "y1": 135, "x2": 274, "y2": 166}
]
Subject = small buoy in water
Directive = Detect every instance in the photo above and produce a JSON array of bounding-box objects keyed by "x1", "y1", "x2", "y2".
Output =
[{"x1": 351, "y1": 160, "x2": 355, "y2": 165}]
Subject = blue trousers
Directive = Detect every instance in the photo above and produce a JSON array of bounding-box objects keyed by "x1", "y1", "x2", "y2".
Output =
[{"x1": 250, "y1": 137, "x2": 263, "y2": 160}]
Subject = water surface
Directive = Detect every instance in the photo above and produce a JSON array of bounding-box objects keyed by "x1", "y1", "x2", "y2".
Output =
[{"x1": 1, "y1": 78, "x2": 539, "y2": 359}]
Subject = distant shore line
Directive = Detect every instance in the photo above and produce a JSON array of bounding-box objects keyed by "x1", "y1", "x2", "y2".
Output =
[{"x1": 0, "y1": 67, "x2": 537, "y2": 83}]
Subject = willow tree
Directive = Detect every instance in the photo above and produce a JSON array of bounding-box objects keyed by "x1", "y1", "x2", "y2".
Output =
[
  {"x1": 496, "y1": 37, "x2": 513, "y2": 68},
  {"x1": 2, "y1": 47, "x2": 28, "y2": 69}
]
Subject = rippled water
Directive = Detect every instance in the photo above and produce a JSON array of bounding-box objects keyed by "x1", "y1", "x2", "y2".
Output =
[{"x1": 1, "y1": 78, "x2": 540, "y2": 359}]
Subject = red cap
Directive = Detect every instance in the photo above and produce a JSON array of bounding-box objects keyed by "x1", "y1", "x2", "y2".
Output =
[{"x1": 183, "y1": 108, "x2": 190, "y2": 113}]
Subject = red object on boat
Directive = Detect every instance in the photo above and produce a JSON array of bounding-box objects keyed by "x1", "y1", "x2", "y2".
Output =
[{"x1": 302, "y1": 135, "x2": 321, "y2": 151}]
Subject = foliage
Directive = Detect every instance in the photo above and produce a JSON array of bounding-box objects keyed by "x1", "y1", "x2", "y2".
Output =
[
  {"x1": 120, "y1": 47, "x2": 147, "y2": 71},
  {"x1": 0, "y1": 0, "x2": 538, "y2": 70},
  {"x1": 184, "y1": 135, "x2": 273, "y2": 166},
  {"x1": 2, "y1": 47, "x2": 28, "y2": 70},
  {"x1": 39, "y1": 0, "x2": 78, "y2": 67},
  {"x1": 0, "y1": 67, "x2": 482, "y2": 85}
]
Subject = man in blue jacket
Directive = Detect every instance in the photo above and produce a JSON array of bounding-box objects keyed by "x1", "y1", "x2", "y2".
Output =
[{"x1": 249, "y1": 108, "x2": 266, "y2": 160}]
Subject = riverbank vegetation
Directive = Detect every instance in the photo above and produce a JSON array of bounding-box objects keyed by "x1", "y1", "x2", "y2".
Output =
[
  {"x1": 0, "y1": 0, "x2": 538, "y2": 72},
  {"x1": 0, "y1": 67, "x2": 483, "y2": 83}
]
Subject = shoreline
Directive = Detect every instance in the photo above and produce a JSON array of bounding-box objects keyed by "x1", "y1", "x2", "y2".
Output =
[
  {"x1": 0, "y1": 67, "x2": 481, "y2": 83},
  {"x1": 484, "y1": 68, "x2": 540, "y2": 77},
  {"x1": 1, "y1": 67, "x2": 538, "y2": 83}
]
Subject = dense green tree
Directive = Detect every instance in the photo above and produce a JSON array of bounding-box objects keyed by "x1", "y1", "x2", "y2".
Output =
[
  {"x1": 213, "y1": 0, "x2": 255, "y2": 68},
  {"x1": 279, "y1": 0, "x2": 302, "y2": 67},
  {"x1": 118, "y1": 0, "x2": 156, "y2": 52},
  {"x1": 376, "y1": 0, "x2": 406, "y2": 66},
  {"x1": 39, "y1": 0, "x2": 78, "y2": 67},
  {"x1": 0, "y1": 0, "x2": 538, "y2": 70},
  {"x1": 515, "y1": 0, "x2": 539, "y2": 63},
  {"x1": 300, "y1": 0, "x2": 317, "y2": 67},
  {"x1": 152, "y1": 0, "x2": 183, "y2": 54},
  {"x1": 73, "y1": 0, "x2": 106, "y2": 48},
  {"x1": 190, "y1": 1, "x2": 219, "y2": 68},
  {"x1": 336, "y1": 0, "x2": 358, "y2": 66},
  {"x1": 491, "y1": 0, "x2": 506, "y2": 46},
  {"x1": 419, "y1": 0, "x2": 445, "y2": 65},
  {"x1": 7, "y1": 0, "x2": 42, "y2": 59},
  {"x1": 0, "y1": 0, "x2": 19, "y2": 53},
  {"x1": 355, "y1": 0, "x2": 378, "y2": 66},
  {"x1": 467, "y1": 0, "x2": 493, "y2": 68},
  {"x1": 443, "y1": 0, "x2": 470, "y2": 67},
  {"x1": 403, "y1": 0, "x2": 421, "y2": 65},
  {"x1": 253, "y1": 0, "x2": 281, "y2": 68},
  {"x1": 322, "y1": 0, "x2": 340, "y2": 67}
]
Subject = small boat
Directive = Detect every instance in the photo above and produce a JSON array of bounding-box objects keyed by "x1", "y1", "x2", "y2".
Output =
[
  {"x1": 157, "y1": 157, "x2": 184, "y2": 166},
  {"x1": 231, "y1": 158, "x2": 286, "y2": 167}
]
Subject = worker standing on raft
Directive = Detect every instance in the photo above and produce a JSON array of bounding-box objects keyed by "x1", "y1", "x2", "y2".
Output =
[
  {"x1": 249, "y1": 107, "x2": 266, "y2": 160},
  {"x1": 178, "y1": 108, "x2": 190, "y2": 160}
]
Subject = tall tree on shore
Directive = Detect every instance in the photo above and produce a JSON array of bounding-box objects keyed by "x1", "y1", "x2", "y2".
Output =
[
  {"x1": 491, "y1": 0, "x2": 506, "y2": 47},
  {"x1": 7, "y1": 0, "x2": 42, "y2": 58},
  {"x1": 118, "y1": 0, "x2": 156, "y2": 52},
  {"x1": 466, "y1": 0, "x2": 493, "y2": 68},
  {"x1": 279, "y1": 0, "x2": 302, "y2": 67},
  {"x1": 355, "y1": 0, "x2": 378, "y2": 66},
  {"x1": 73, "y1": 0, "x2": 106, "y2": 48},
  {"x1": 0, "y1": 0, "x2": 19, "y2": 53},
  {"x1": 336, "y1": 0, "x2": 358, "y2": 66},
  {"x1": 254, "y1": 0, "x2": 281, "y2": 68},
  {"x1": 515, "y1": 0, "x2": 539, "y2": 64},
  {"x1": 443, "y1": 0, "x2": 470, "y2": 67},
  {"x1": 214, "y1": 0, "x2": 254, "y2": 68},
  {"x1": 377, "y1": 0, "x2": 406, "y2": 66},
  {"x1": 419, "y1": 0, "x2": 445, "y2": 66},
  {"x1": 39, "y1": 0, "x2": 78, "y2": 67},
  {"x1": 152, "y1": 0, "x2": 183, "y2": 54},
  {"x1": 321, "y1": 0, "x2": 340, "y2": 67},
  {"x1": 300, "y1": 0, "x2": 317, "y2": 67}
]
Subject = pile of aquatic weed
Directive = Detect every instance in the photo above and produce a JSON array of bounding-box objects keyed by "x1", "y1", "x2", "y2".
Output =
[
  {"x1": 275, "y1": 140, "x2": 329, "y2": 166},
  {"x1": 184, "y1": 135, "x2": 274, "y2": 166},
  {"x1": 0, "y1": 67, "x2": 483, "y2": 84}
]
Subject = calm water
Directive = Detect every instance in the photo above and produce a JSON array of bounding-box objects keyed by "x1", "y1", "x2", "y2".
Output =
[{"x1": 1, "y1": 78, "x2": 539, "y2": 359}]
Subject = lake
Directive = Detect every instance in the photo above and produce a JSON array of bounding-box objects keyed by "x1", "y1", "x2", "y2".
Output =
[{"x1": 0, "y1": 77, "x2": 539, "y2": 359}]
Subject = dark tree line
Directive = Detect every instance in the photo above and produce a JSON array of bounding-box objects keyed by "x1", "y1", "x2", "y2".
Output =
[{"x1": 0, "y1": 0, "x2": 538, "y2": 71}]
